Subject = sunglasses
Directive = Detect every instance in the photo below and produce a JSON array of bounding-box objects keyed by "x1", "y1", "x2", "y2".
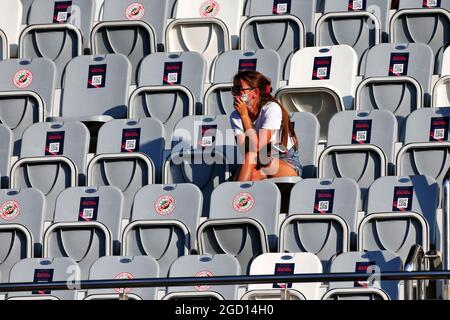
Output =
[{"x1": 231, "y1": 85, "x2": 257, "y2": 96}]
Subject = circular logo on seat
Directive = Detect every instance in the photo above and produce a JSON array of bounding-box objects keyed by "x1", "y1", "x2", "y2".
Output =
[
  {"x1": 154, "y1": 195, "x2": 176, "y2": 216},
  {"x1": 0, "y1": 201, "x2": 20, "y2": 220},
  {"x1": 194, "y1": 270, "x2": 213, "y2": 291},
  {"x1": 126, "y1": 3, "x2": 145, "y2": 20},
  {"x1": 232, "y1": 192, "x2": 255, "y2": 213},
  {"x1": 199, "y1": 0, "x2": 220, "y2": 17},
  {"x1": 13, "y1": 69, "x2": 33, "y2": 89},
  {"x1": 114, "y1": 272, "x2": 134, "y2": 294}
]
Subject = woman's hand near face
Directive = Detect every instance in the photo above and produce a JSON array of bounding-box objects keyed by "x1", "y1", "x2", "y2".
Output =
[{"x1": 234, "y1": 97, "x2": 249, "y2": 119}]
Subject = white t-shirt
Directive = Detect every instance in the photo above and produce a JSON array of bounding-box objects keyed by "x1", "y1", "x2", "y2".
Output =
[{"x1": 230, "y1": 101, "x2": 294, "y2": 150}]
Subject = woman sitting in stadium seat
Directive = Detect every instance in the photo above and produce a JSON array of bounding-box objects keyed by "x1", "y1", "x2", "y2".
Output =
[{"x1": 230, "y1": 70, "x2": 302, "y2": 181}]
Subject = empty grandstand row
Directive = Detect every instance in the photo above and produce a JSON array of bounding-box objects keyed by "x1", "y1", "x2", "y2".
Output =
[{"x1": 1, "y1": 0, "x2": 450, "y2": 301}]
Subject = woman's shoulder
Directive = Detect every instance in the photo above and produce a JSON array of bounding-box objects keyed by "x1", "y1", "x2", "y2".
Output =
[{"x1": 261, "y1": 101, "x2": 282, "y2": 116}]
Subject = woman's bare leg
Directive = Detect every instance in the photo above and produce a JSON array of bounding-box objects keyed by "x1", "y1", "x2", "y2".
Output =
[
  {"x1": 261, "y1": 158, "x2": 298, "y2": 178},
  {"x1": 236, "y1": 151, "x2": 266, "y2": 181}
]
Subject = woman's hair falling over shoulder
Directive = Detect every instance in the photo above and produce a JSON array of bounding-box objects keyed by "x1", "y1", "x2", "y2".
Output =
[{"x1": 233, "y1": 70, "x2": 299, "y2": 150}]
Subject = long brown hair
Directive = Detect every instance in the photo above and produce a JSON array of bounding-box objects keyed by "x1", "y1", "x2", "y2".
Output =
[{"x1": 233, "y1": 70, "x2": 299, "y2": 150}]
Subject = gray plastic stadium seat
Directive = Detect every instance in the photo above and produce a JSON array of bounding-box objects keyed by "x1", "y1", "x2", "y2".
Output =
[
  {"x1": 361, "y1": 175, "x2": 439, "y2": 262},
  {"x1": 0, "y1": 188, "x2": 45, "y2": 283},
  {"x1": 20, "y1": 0, "x2": 94, "y2": 86},
  {"x1": 164, "y1": 254, "x2": 241, "y2": 300},
  {"x1": 11, "y1": 121, "x2": 89, "y2": 220},
  {"x1": 91, "y1": 0, "x2": 163, "y2": 84},
  {"x1": 19, "y1": 121, "x2": 89, "y2": 183},
  {"x1": 391, "y1": 0, "x2": 450, "y2": 73},
  {"x1": 85, "y1": 256, "x2": 159, "y2": 300},
  {"x1": 242, "y1": 0, "x2": 311, "y2": 79},
  {"x1": 205, "y1": 49, "x2": 282, "y2": 115},
  {"x1": 247, "y1": 0, "x2": 316, "y2": 45},
  {"x1": 357, "y1": 43, "x2": 434, "y2": 140},
  {"x1": 0, "y1": 125, "x2": 12, "y2": 187},
  {"x1": 280, "y1": 178, "x2": 359, "y2": 271},
  {"x1": 397, "y1": 107, "x2": 450, "y2": 187},
  {"x1": 57, "y1": 54, "x2": 131, "y2": 122},
  {"x1": 317, "y1": 0, "x2": 391, "y2": 74},
  {"x1": 122, "y1": 183, "x2": 203, "y2": 276},
  {"x1": 171, "y1": 114, "x2": 238, "y2": 170},
  {"x1": 276, "y1": 45, "x2": 359, "y2": 141},
  {"x1": 163, "y1": 150, "x2": 232, "y2": 217},
  {"x1": 197, "y1": 181, "x2": 280, "y2": 274},
  {"x1": 130, "y1": 52, "x2": 206, "y2": 139},
  {"x1": 290, "y1": 112, "x2": 320, "y2": 178},
  {"x1": 44, "y1": 186, "x2": 124, "y2": 280},
  {"x1": 87, "y1": 119, "x2": 160, "y2": 219},
  {"x1": 324, "y1": 251, "x2": 403, "y2": 300},
  {"x1": 7, "y1": 257, "x2": 80, "y2": 300},
  {"x1": 0, "y1": 58, "x2": 56, "y2": 155},
  {"x1": 319, "y1": 110, "x2": 397, "y2": 206}
]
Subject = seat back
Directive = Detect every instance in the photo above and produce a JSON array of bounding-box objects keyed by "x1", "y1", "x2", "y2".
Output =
[
  {"x1": 242, "y1": 0, "x2": 310, "y2": 79},
  {"x1": 171, "y1": 115, "x2": 237, "y2": 167},
  {"x1": 60, "y1": 54, "x2": 131, "y2": 121},
  {"x1": 359, "y1": 43, "x2": 434, "y2": 140},
  {"x1": 392, "y1": 0, "x2": 450, "y2": 73},
  {"x1": 318, "y1": 0, "x2": 391, "y2": 73},
  {"x1": 96, "y1": 118, "x2": 165, "y2": 182},
  {"x1": 0, "y1": 188, "x2": 45, "y2": 283},
  {"x1": 321, "y1": 110, "x2": 397, "y2": 204},
  {"x1": 163, "y1": 150, "x2": 231, "y2": 217},
  {"x1": 92, "y1": 0, "x2": 164, "y2": 84},
  {"x1": 247, "y1": 0, "x2": 316, "y2": 45},
  {"x1": 45, "y1": 186, "x2": 124, "y2": 279},
  {"x1": 279, "y1": 45, "x2": 358, "y2": 140},
  {"x1": 174, "y1": 0, "x2": 244, "y2": 47},
  {"x1": 86, "y1": 256, "x2": 159, "y2": 300},
  {"x1": 27, "y1": 0, "x2": 94, "y2": 48},
  {"x1": 327, "y1": 251, "x2": 403, "y2": 300},
  {"x1": 363, "y1": 175, "x2": 439, "y2": 258},
  {"x1": 166, "y1": 254, "x2": 241, "y2": 300},
  {"x1": 22, "y1": 0, "x2": 95, "y2": 86},
  {"x1": 247, "y1": 253, "x2": 323, "y2": 300},
  {"x1": 288, "y1": 45, "x2": 358, "y2": 109},
  {"x1": 0, "y1": 58, "x2": 56, "y2": 145},
  {"x1": 198, "y1": 181, "x2": 280, "y2": 274},
  {"x1": 7, "y1": 257, "x2": 80, "y2": 300},
  {"x1": 124, "y1": 183, "x2": 203, "y2": 276},
  {"x1": 398, "y1": 107, "x2": 450, "y2": 186},
  {"x1": 101, "y1": 0, "x2": 168, "y2": 47},
  {"x1": 20, "y1": 121, "x2": 89, "y2": 182}
]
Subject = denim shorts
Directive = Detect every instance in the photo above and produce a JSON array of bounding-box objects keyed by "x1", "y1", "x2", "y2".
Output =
[{"x1": 274, "y1": 148, "x2": 302, "y2": 177}]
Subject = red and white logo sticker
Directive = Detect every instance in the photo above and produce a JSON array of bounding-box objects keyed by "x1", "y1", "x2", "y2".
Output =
[
  {"x1": 0, "y1": 201, "x2": 21, "y2": 221},
  {"x1": 194, "y1": 270, "x2": 213, "y2": 291},
  {"x1": 199, "y1": 0, "x2": 220, "y2": 17},
  {"x1": 114, "y1": 272, "x2": 134, "y2": 294},
  {"x1": 126, "y1": 3, "x2": 145, "y2": 20},
  {"x1": 154, "y1": 195, "x2": 176, "y2": 216},
  {"x1": 13, "y1": 69, "x2": 33, "y2": 89},
  {"x1": 232, "y1": 192, "x2": 255, "y2": 213}
]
